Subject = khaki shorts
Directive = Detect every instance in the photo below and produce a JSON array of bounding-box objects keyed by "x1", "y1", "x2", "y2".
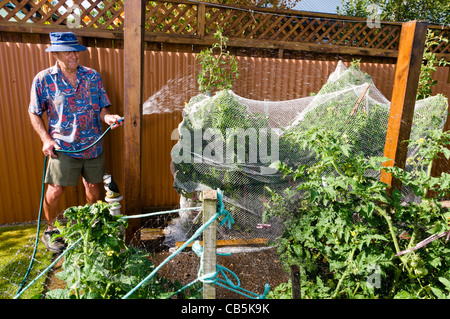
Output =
[{"x1": 45, "y1": 152, "x2": 106, "y2": 186}]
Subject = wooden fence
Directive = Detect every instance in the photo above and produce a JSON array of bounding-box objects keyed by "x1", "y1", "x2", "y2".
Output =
[{"x1": 1, "y1": 0, "x2": 449, "y2": 60}]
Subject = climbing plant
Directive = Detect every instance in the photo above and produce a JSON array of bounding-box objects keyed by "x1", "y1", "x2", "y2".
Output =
[
  {"x1": 196, "y1": 28, "x2": 239, "y2": 94},
  {"x1": 417, "y1": 30, "x2": 450, "y2": 100}
]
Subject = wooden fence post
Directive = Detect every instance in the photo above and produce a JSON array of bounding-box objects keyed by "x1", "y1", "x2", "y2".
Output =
[
  {"x1": 123, "y1": 0, "x2": 145, "y2": 244},
  {"x1": 202, "y1": 189, "x2": 217, "y2": 299},
  {"x1": 197, "y1": 3, "x2": 205, "y2": 39},
  {"x1": 290, "y1": 265, "x2": 301, "y2": 299},
  {"x1": 380, "y1": 20, "x2": 428, "y2": 192}
]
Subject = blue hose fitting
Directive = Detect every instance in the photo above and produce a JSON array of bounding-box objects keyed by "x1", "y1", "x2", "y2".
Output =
[{"x1": 113, "y1": 117, "x2": 124, "y2": 126}]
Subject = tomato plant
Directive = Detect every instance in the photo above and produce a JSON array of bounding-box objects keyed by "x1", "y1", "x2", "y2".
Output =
[
  {"x1": 265, "y1": 126, "x2": 450, "y2": 299},
  {"x1": 196, "y1": 27, "x2": 239, "y2": 95},
  {"x1": 46, "y1": 202, "x2": 185, "y2": 299}
]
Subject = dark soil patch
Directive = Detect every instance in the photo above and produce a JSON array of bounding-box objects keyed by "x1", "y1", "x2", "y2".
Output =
[
  {"x1": 44, "y1": 257, "x2": 65, "y2": 292},
  {"x1": 150, "y1": 246, "x2": 289, "y2": 299}
]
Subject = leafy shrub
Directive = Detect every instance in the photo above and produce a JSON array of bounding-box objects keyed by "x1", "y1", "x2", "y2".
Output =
[
  {"x1": 47, "y1": 202, "x2": 180, "y2": 299},
  {"x1": 265, "y1": 126, "x2": 450, "y2": 299}
]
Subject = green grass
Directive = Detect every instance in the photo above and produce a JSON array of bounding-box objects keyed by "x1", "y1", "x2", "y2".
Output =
[{"x1": 0, "y1": 224, "x2": 53, "y2": 299}]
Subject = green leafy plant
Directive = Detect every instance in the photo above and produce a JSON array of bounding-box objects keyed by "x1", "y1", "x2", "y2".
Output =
[
  {"x1": 196, "y1": 28, "x2": 239, "y2": 94},
  {"x1": 47, "y1": 202, "x2": 177, "y2": 299},
  {"x1": 172, "y1": 89, "x2": 275, "y2": 232},
  {"x1": 279, "y1": 61, "x2": 392, "y2": 168},
  {"x1": 265, "y1": 126, "x2": 450, "y2": 299},
  {"x1": 417, "y1": 30, "x2": 449, "y2": 100},
  {"x1": 267, "y1": 280, "x2": 293, "y2": 299}
]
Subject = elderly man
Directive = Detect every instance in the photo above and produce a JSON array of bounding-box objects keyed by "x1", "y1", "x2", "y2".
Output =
[{"x1": 28, "y1": 32, "x2": 123, "y2": 253}]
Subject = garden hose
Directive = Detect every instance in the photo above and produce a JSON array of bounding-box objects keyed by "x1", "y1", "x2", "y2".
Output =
[{"x1": 15, "y1": 117, "x2": 124, "y2": 297}]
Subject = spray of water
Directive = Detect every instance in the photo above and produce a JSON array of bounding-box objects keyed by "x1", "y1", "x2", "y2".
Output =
[{"x1": 143, "y1": 73, "x2": 201, "y2": 115}]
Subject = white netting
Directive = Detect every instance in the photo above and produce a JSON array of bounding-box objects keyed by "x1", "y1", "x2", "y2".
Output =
[{"x1": 170, "y1": 61, "x2": 449, "y2": 243}]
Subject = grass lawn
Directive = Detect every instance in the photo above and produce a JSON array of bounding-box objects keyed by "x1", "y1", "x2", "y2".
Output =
[{"x1": 0, "y1": 223, "x2": 53, "y2": 299}]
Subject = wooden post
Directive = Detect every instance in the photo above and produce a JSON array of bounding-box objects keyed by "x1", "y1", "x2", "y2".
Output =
[
  {"x1": 202, "y1": 189, "x2": 217, "y2": 299},
  {"x1": 123, "y1": 0, "x2": 145, "y2": 244},
  {"x1": 380, "y1": 20, "x2": 428, "y2": 191},
  {"x1": 197, "y1": 3, "x2": 205, "y2": 38},
  {"x1": 290, "y1": 265, "x2": 301, "y2": 299}
]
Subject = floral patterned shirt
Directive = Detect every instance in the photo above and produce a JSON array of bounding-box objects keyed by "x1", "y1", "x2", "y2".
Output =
[{"x1": 29, "y1": 63, "x2": 111, "y2": 159}]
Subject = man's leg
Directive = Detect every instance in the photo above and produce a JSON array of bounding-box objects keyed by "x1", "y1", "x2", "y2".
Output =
[
  {"x1": 42, "y1": 184, "x2": 67, "y2": 254},
  {"x1": 44, "y1": 184, "x2": 65, "y2": 230},
  {"x1": 83, "y1": 179, "x2": 102, "y2": 204},
  {"x1": 44, "y1": 152, "x2": 80, "y2": 227},
  {"x1": 81, "y1": 153, "x2": 105, "y2": 204}
]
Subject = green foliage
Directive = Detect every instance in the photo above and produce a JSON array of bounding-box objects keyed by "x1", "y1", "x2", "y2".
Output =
[
  {"x1": 47, "y1": 202, "x2": 178, "y2": 299},
  {"x1": 337, "y1": 0, "x2": 375, "y2": 18},
  {"x1": 279, "y1": 62, "x2": 448, "y2": 170},
  {"x1": 196, "y1": 28, "x2": 239, "y2": 94},
  {"x1": 0, "y1": 225, "x2": 53, "y2": 299},
  {"x1": 172, "y1": 89, "x2": 276, "y2": 232},
  {"x1": 267, "y1": 280, "x2": 292, "y2": 299},
  {"x1": 417, "y1": 30, "x2": 450, "y2": 100},
  {"x1": 337, "y1": 0, "x2": 450, "y2": 25},
  {"x1": 280, "y1": 62, "x2": 390, "y2": 167},
  {"x1": 173, "y1": 89, "x2": 273, "y2": 194},
  {"x1": 265, "y1": 126, "x2": 450, "y2": 299},
  {"x1": 198, "y1": 0, "x2": 300, "y2": 10}
]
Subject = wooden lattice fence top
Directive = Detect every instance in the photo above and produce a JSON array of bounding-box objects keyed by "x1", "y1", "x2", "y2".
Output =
[{"x1": 0, "y1": 0, "x2": 449, "y2": 58}]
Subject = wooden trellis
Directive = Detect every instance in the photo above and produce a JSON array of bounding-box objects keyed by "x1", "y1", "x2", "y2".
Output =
[
  {"x1": 0, "y1": 0, "x2": 125, "y2": 30},
  {"x1": 1, "y1": 0, "x2": 449, "y2": 59},
  {"x1": 197, "y1": 5, "x2": 402, "y2": 50}
]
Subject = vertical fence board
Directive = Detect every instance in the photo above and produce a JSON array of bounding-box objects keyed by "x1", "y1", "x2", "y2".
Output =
[
  {"x1": 123, "y1": 0, "x2": 145, "y2": 242},
  {"x1": 381, "y1": 21, "x2": 428, "y2": 191}
]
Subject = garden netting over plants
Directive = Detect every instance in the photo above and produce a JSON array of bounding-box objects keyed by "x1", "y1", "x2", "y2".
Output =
[{"x1": 169, "y1": 61, "x2": 449, "y2": 245}]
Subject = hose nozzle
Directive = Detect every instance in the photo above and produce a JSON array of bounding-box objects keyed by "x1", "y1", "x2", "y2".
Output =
[{"x1": 113, "y1": 117, "x2": 124, "y2": 126}]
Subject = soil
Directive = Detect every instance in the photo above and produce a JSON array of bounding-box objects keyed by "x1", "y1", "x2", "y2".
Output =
[
  {"x1": 149, "y1": 246, "x2": 289, "y2": 299},
  {"x1": 45, "y1": 245, "x2": 290, "y2": 299}
]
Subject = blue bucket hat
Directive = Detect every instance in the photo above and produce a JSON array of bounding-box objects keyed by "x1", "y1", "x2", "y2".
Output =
[{"x1": 45, "y1": 32, "x2": 87, "y2": 52}]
